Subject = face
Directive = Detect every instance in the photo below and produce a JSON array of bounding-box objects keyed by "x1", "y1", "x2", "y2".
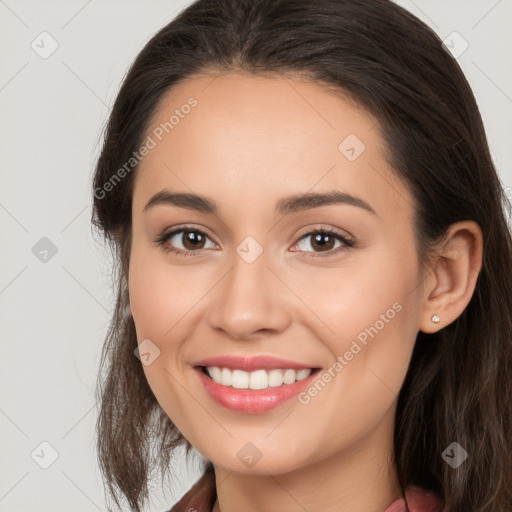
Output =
[{"x1": 128, "y1": 72, "x2": 425, "y2": 474}]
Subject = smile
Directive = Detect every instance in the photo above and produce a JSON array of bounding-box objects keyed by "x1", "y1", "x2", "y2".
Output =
[
  {"x1": 192, "y1": 355, "x2": 321, "y2": 414},
  {"x1": 202, "y1": 366, "x2": 313, "y2": 389}
]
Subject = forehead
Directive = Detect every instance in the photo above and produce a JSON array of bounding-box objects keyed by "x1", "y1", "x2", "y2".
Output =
[{"x1": 132, "y1": 72, "x2": 413, "y2": 224}]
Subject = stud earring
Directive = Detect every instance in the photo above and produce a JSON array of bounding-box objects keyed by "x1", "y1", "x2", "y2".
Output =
[{"x1": 431, "y1": 314, "x2": 440, "y2": 323}]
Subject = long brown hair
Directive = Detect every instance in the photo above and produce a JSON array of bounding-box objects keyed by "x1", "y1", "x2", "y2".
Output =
[{"x1": 91, "y1": 1, "x2": 512, "y2": 510}]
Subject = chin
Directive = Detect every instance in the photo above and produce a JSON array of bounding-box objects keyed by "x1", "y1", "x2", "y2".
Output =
[{"x1": 198, "y1": 440, "x2": 315, "y2": 476}]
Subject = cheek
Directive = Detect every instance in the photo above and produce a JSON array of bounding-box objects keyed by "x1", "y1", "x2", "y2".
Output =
[
  {"x1": 300, "y1": 241, "x2": 421, "y2": 392},
  {"x1": 300, "y1": 240, "x2": 419, "y2": 341},
  {"x1": 128, "y1": 245, "x2": 201, "y2": 342},
  {"x1": 127, "y1": 245, "x2": 202, "y2": 426},
  {"x1": 289, "y1": 252, "x2": 420, "y2": 453},
  {"x1": 127, "y1": 246, "x2": 183, "y2": 393}
]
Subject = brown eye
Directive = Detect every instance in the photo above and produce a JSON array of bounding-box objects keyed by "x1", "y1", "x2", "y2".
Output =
[
  {"x1": 155, "y1": 227, "x2": 216, "y2": 257},
  {"x1": 178, "y1": 230, "x2": 207, "y2": 250},
  {"x1": 293, "y1": 229, "x2": 355, "y2": 258}
]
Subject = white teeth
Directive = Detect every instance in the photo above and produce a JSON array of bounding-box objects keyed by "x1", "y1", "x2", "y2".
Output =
[
  {"x1": 220, "y1": 367, "x2": 232, "y2": 386},
  {"x1": 268, "y1": 369, "x2": 283, "y2": 387},
  {"x1": 249, "y1": 369, "x2": 268, "y2": 389},
  {"x1": 232, "y1": 369, "x2": 249, "y2": 389},
  {"x1": 210, "y1": 366, "x2": 222, "y2": 383},
  {"x1": 205, "y1": 367, "x2": 312, "y2": 389},
  {"x1": 296, "y1": 368, "x2": 311, "y2": 381},
  {"x1": 283, "y1": 369, "x2": 296, "y2": 385}
]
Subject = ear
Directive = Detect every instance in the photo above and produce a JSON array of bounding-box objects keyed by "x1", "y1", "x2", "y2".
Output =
[{"x1": 418, "y1": 220, "x2": 483, "y2": 334}]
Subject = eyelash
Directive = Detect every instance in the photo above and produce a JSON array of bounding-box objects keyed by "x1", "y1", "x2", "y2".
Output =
[{"x1": 154, "y1": 226, "x2": 355, "y2": 259}]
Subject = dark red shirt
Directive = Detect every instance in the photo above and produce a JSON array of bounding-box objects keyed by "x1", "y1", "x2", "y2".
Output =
[{"x1": 168, "y1": 466, "x2": 444, "y2": 512}]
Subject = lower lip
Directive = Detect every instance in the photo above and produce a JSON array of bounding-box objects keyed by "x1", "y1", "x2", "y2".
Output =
[{"x1": 195, "y1": 367, "x2": 319, "y2": 414}]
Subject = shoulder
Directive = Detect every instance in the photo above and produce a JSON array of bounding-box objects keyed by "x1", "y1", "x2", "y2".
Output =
[{"x1": 384, "y1": 486, "x2": 445, "y2": 512}]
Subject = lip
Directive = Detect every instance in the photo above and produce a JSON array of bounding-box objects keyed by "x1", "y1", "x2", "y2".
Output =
[
  {"x1": 193, "y1": 358, "x2": 321, "y2": 414},
  {"x1": 192, "y1": 355, "x2": 315, "y2": 372}
]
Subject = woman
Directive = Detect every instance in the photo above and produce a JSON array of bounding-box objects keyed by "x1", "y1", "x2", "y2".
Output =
[{"x1": 91, "y1": 0, "x2": 512, "y2": 511}]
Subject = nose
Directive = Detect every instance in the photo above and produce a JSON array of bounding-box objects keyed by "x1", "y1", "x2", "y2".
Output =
[{"x1": 207, "y1": 248, "x2": 291, "y2": 340}]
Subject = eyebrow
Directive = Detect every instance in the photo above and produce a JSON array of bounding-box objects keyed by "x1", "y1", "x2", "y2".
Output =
[{"x1": 143, "y1": 189, "x2": 378, "y2": 217}]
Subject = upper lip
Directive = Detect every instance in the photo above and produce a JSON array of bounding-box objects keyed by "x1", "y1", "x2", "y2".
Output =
[{"x1": 192, "y1": 355, "x2": 317, "y2": 372}]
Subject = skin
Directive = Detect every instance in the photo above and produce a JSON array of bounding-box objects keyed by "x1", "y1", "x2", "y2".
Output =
[{"x1": 127, "y1": 72, "x2": 483, "y2": 512}]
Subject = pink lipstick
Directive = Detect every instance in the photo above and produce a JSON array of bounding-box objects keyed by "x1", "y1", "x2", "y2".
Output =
[{"x1": 193, "y1": 355, "x2": 320, "y2": 414}]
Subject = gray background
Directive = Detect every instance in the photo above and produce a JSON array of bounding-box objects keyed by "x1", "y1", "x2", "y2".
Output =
[{"x1": 1, "y1": 1, "x2": 511, "y2": 511}]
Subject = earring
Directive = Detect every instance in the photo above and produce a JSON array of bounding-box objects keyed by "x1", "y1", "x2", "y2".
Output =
[{"x1": 431, "y1": 314, "x2": 440, "y2": 323}]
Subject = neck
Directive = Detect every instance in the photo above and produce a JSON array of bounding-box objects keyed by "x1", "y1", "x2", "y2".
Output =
[{"x1": 212, "y1": 413, "x2": 402, "y2": 512}]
